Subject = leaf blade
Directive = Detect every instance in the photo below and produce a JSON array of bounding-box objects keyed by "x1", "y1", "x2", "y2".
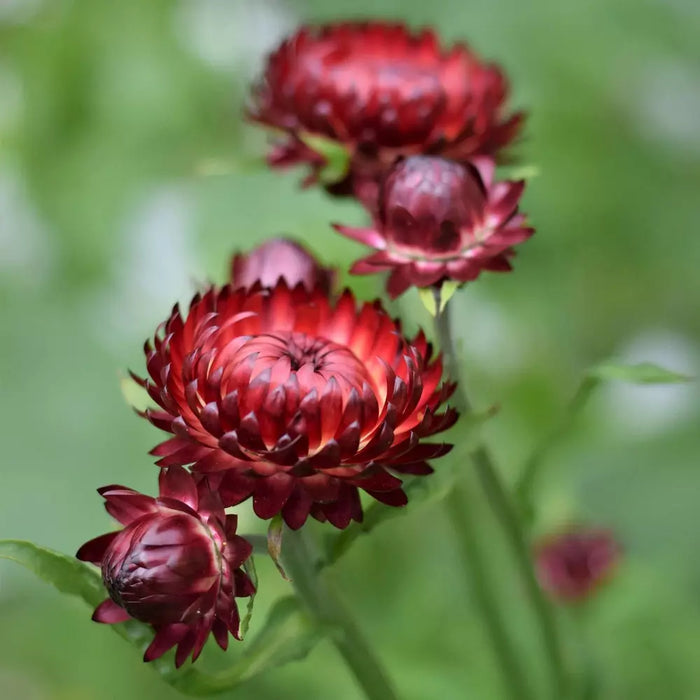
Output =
[
  {"x1": 0, "y1": 540, "x2": 325, "y2": 696},
  {"x1": 0, "y1": 539, "x2": 106, "y2": 607},
  {"x1": 587, "y1": 361, "x2": 692, "y2": 385}
]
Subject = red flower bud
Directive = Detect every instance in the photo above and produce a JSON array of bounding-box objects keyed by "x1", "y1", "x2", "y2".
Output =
[
  {"x1": 250, "y1": 22, "x2": 523, "y2": 197},
  {"x1": 535, "y1": 528, "x2": 621, "y2": 602},
  {"x1": 76, "y1": 467, "x2": 254, "y2": 667},
  {"x1": 135, "y1": 283, "x2": 457, "y2": 530},
  {"x1": 231, "y1": 238, "x2": 334, "y2": 294},
  {"x1": 335, "y1": 156, "x2": 533, "y2": 298}
]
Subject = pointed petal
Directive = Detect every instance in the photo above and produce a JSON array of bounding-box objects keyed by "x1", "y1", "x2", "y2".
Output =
[
  {"x1": 76, "y1": 531, "x2": 118, "y2": 564},
  {"x1": 175, "y1": 629, "x2": 198, "y2": 668},
  {"x1": 366, "y1": 488, "x2": 408, "y2": 507},
  {"x1": 144, "y1": 624, "x2": 189, "y2": 663},
  {"x1": 282, "y1": 485, "x2": 314, "y2": 530},
  {"x1": 158, "y1": 466, "x2": 198, "y2": 508},
  {"x1": 252, "y1": 473, "x2": 294, "y2": 519},
  {"x1": 92, "y1": 598, "x2": 131, "y2": 624}
]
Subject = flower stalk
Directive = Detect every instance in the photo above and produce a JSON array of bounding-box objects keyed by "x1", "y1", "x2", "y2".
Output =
[
  {"x1": 282, "y1": 527, "x2": 399, "y2": 700},
  {"x1": 515, "y1": 376, "x2": 599, "y2": 519},
  {"x1": 445, "y1": 479, "x2": 534, "y2": 700},
  {"x1": 434, "y1": 300, "x2": 568, "y2": 699}
]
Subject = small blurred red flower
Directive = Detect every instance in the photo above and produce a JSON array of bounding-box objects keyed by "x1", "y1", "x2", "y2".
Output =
[
  {"x1": 135, "y1": 283, "x2": 457, "y2": 529},
  {"x1": 249, "y1": 21, "x2": 523, "y2": 198},
  {"x1": 535, "y1": 528, "x2": 621, "y2": 602},
  {"x1": 231, "y1": 238, "x2": 334, "y2": 294},
  {"x1": 76, "y1": 467, "x2": 254, "y2": 667},
  {"x1": 335, "y1": 155, "x2": 533, "y2": 298}
]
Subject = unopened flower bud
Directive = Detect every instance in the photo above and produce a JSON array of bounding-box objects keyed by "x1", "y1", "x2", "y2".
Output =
[
  {"x1": 231, "y1": 238, "x2": 334, "y2": 293},
  {"x1": 77, "y1": 467, "x2": 254, "y2": 667},
  {"x1": 335, "y1": 155, "x2": 533, "y2": 298},
  {"x1": 535, "y1": 528, "x2": 620, "y2": 602}
]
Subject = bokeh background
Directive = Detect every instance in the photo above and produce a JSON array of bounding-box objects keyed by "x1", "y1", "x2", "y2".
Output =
[{"x1": 1, "y1": 1, "x2": 699, "y2": 698}]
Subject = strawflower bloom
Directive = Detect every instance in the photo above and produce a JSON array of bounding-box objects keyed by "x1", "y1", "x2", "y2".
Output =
[
  {"x1": 136, "y1": 282, "x2": 457, "y2": 529},
  {"x1": 76, "y1": 467, "x2": 255, "y2": 667},
  {"x1": 335, "y1": 155, "x2": 533, "y2": 298},
  {"x1": 535, "y1": 528, "x2": 621, "y2": 602},
  {"x1": 231, "y1": 238, "x2": 334, "y2": 294},
  {"x1": 249, "y1": 21, "x2": 523, "y2": 198}
]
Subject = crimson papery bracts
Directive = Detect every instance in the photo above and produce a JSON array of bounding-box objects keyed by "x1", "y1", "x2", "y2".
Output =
[
  {"x1": 335, "y1": 155, "x2": 533, "y2": 298},
  {"x1": 136, "y1": 282, "x2": 457, "y2": 529},
  {"x1": 250, "y1": 21, "x2": 523, "y2": 200},
  {"x1": 76, "y1": 467, "x2": 254, "y2": 667},
  {"x1": 231, "y1": 238, "x2": 334, "y2": 294},
  {"x1": 535, "y1": 528, "x2": 621, "y2": 602}
]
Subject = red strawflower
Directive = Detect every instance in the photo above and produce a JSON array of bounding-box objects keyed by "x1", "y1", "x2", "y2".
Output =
[
  {"x1": 76, "y1": 467, "x2": 255, "y2": 667},
  {"x1": 535, "y1": 528, "x2": 621, "y2": 602},
  {"x1": 135, "y1": 283, "x2": 457, "y2": 529},
  {"x1": 249, "y1": 21, "x2": 523, "y2": 198},
  {"x1": 334, "y1": 155, "x2": 533, "y2": 298},
  {"x1": 231, "y1": 238, "x2": 334, "y2": 294}
]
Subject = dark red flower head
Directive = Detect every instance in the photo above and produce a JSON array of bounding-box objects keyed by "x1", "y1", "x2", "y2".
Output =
[
  {"x1": 135, "y1": 283, "x2": 457, "y2": 529},
  {"x1": 334, "y1": 155, "x2": 533, "y2": 298},
  {"x1": 231, "y1": 238, "x2": 334, "y2": 294},
  {"x1": 535, "y1": 528, "x2": 621, "y2": 602},
  {"x1": 249, "y1": 21, "x2": 523, "y2": 197},
  {"x1": 76, "y1": 467, "x2": 254, "y2": 667}
]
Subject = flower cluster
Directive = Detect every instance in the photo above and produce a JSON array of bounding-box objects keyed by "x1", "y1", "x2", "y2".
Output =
[
  {"x1": 79, "y1": 229, "x2": 457, "y2": 664},
  {"x1": 77, "y1": 18, "x2": 617, "y2": 672}
]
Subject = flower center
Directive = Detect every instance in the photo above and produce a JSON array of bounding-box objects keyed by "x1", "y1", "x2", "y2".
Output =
[
  {"x1": 329, "y1": 60, "x2": 438, "y2": 94},
  {"x1": 562, "y1": 552, "x2": 592, "y2": 581},
  {"x1": 283, "y1": 334, "x2": 335, "y2": 371},
  {"x1": 229, "y1": 331, "x2": 373, "y2": 401},
  {"x1": 303, "y1": 42, "x2": 442, "y2": 117}
]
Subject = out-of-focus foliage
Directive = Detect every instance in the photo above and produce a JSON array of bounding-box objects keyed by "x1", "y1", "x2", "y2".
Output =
[{"x1": 0, "y1": 0, "x2": 698, "y2": 698}]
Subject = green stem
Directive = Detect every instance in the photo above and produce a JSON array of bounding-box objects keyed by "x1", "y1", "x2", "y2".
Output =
[
  {"x1": 446, "y1": 481, "x2": 534, "y2": 700},
  {"x1": 434, "y1": 304, "x2": 567, "y2": 699},
  {"x1": 472, "y1": 446, "x2": 567, "y2": 698},
  {"x1": 515, "y1": 377, "x2": 598, "y2": 516},
  {"x1": 282, "y1": 528, "x2": 400, "y2": 700}
]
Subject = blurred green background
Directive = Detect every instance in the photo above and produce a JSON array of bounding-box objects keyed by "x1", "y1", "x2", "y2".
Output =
[{"x1": 1, "y1": 0, "x2": 699, "y2": 698}]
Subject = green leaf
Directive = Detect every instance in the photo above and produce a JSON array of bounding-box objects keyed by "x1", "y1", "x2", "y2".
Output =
[
  {"x1": 0, "y1": 539, "x2": 156, "y2": 653},
  {"x1": 587, "y1": 361, "x2": 692, "y2": 385},
  {"x1": 515, "y1": 361, "x2": 692, "y2": 519},
  {"x1": 418, "y1": 282, "x2": 460, "y2": 317},
  {"x1": 239, "y1": 555, "x2": 258, "y2": 640},
  {"x1": 0, "y1": 540, "x2": 161, "y2": 652},
  {"x1": 297, "y1": 132, "x2": 350, "y2": 184},
  {"x1": 163, "y1": 598, "x2": 324, "y2": 696},
  {"x1": 418, "y1": 288, "x2": 438, "y2": 317},
  {"x1": 497, "y1": 163, "x2": 541, "y2": 180},
  {"x1": 267, "y1": 515, "x2": 290, "y2": 581},
  {"x1": 0, "y1": 540, "x2": 326, "y2": 696},
  {"x1": 0, "y1": 539, "x2": 106, "y2": 606}
]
